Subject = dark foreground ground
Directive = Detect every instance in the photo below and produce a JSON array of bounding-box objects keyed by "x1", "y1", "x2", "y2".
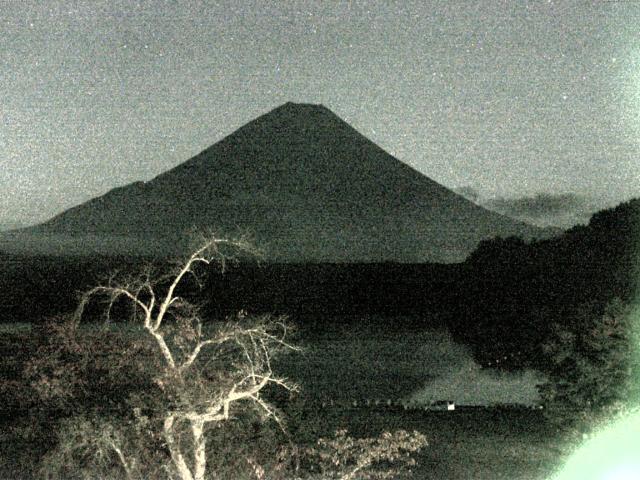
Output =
[
  {"x1": 317, "y1": 406, "x2": 563, "y2": 480},
  {"x1": 0, "y1": 324, "x2": 567, "y2": 479},
  {"x1": 0, "y1": 406, "x2": 565, "y2": 480}
]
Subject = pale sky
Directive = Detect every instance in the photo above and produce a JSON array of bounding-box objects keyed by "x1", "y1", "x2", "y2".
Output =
[{"x1": 1, "y1": 0, "x2": 639, "y2": 227}]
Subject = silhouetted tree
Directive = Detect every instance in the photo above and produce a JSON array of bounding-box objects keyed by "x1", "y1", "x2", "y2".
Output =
[
  {"x1": 454, "y1": 199, "x2": 640, "y2": 372},
  {"x1": 537, "y1": 298, "x2": 638, "y2": 432}
]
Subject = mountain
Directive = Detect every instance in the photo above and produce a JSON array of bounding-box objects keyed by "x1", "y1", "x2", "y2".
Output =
[{"x1": 3, "y1": 102, "x2": 557, "y2": 262}]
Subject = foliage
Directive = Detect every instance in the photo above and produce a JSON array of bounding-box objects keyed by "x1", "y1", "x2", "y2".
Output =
[
  {"x1": 26, "y1": 235, "x2": 298, "y2": 480},
  {"x1": 465, "y1": 235, "x2": 529, "y2": 268},
  {"x1": 39, "y1": 412, "x2": 165, "y2": 480},
  {"x1": 24, "y1": 314, "x2": 157, "y2": 415},
  {"x1": 25, "y1": 234, "x2": 429, "y2": 480},
  {"x1": 299, "y1": 428, "x2": 427, "y2": 480},
  {"x1": 452, "y1": 199, "x2": 640, "y2": 373},
  {"x1": 24, "y1": 315, "x2": 89, "y2": 409},
  {"x1": 537, "y1": 298, "x2": 637, "y2": 433}
]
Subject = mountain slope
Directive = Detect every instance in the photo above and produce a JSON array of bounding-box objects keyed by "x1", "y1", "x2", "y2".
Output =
[{"x1": 11, "y1": 102, "x2": 555, "y2": 261}]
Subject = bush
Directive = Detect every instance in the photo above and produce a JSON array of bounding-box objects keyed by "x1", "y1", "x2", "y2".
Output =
[
  {"x1": 538, "y1": 298, "x2": 638, "y2": 434},
  {"x1": 299, "y1": 428, "x2": 427, "y2": 480}
]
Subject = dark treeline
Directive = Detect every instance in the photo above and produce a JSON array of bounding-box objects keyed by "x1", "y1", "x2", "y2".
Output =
[
  {"x1": 1, "y1": 198, "x2": 638, "y2": 376},
  {"x1": 203, "y1": 262, "x2": 464, "y2": 322},
  {"x1": 0, "y1": 254, "x2": 128, "y2": 323},
  {"x1": 449, "y1": 198, "x2": 640, "y2": 371},
  {"x1": 0, "y1": 253, "x2": 464, "y2": 327}
]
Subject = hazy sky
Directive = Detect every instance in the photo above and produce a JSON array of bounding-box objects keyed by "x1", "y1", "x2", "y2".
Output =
[{"x1": 1, "y1": 0, "x2": 639, "y2": 226}]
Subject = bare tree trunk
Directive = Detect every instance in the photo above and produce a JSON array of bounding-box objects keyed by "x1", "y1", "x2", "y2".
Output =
[
  {"x1": 192, "y1": 418, "x2": 207, "y2": 480},
  {"x1": 109, "y1": 441, "x2": 135, "y2": 480},
  {"x1": 164, "y1": 416, "x2": 194, "y2": 480},
  {"x1": 146, "y1": 325, "x2": 176, "y2": 369}
]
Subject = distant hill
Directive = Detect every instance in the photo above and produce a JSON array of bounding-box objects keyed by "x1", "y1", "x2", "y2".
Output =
[{"x1": 2, "y1": 102, "x2": 556, "y2": 262}]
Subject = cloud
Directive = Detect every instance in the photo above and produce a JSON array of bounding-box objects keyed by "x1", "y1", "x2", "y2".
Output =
[
  {"x1": 453, "y1": 186, "x2": 481, "y2": 203},
  {"x1": 485, "y1": 192, "x2": 585, "y2": 216},
  {"x1": 453, "y1": 187, "x2": 600, "y2": 228},
  {"x1": 483, "y1": 193, "x2": 598, "y2": 228}
]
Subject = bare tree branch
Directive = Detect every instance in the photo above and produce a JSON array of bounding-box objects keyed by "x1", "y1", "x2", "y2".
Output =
[{"x1": 67, "y1": 233, "x2": 297, "y2": 480}]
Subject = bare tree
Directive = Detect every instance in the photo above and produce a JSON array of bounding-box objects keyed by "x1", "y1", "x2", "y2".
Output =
[
  {"x1": 30, "y1": 234, "x2": 429, "y2": 479},
  {"x1": 65, "y1": 234, "x2": 299, "y2": 480}
]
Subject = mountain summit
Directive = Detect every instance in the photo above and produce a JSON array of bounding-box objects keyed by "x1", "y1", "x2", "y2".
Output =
[{"x1": 12, "y1": 102, "x2": 554, "y2": 261}]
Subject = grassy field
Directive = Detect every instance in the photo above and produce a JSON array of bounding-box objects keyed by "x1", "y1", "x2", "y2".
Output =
[{"x1": 0, "y1": 320, "x2": 568, "y2": 479}]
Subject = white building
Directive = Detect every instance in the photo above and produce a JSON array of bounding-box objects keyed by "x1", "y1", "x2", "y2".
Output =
[{"x1": 426, "y1": 400, "x2": 456, "y2": 411}]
